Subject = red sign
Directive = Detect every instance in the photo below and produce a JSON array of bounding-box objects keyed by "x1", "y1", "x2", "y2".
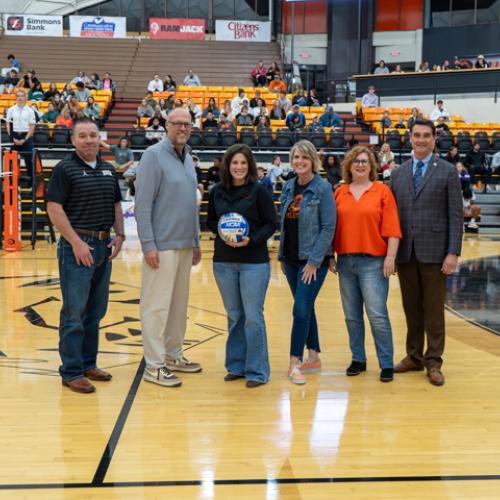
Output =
[{"x1": 149, "y1": 18, "x2": 205, "y2": 40}]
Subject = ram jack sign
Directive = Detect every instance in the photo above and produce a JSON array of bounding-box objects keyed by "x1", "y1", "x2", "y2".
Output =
[
  {"x1": 2, "y1": 14, "x2": 63, "y2": 36},
  {"x1": 215, "y1": 20, "x2": 271, "y2": 42},
  {"x1": 69, "y1": 16, "x2": 127, "y2": 38},
  {"x1": 149, "y1": 18, "x2": 205, "y2": 40}
]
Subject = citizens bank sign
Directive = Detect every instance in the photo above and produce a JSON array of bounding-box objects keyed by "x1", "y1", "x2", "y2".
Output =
[
  {"x1": 149, "y1": 18, "x2": 205, "y2": 40},
  {"x1": 215, "y1": 20, "x2": 271, "y2": 42},
  {"x1": 2, "y1": 14, "x2": 63, "y2": 36}
]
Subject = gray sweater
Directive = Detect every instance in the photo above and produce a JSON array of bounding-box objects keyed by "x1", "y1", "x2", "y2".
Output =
[{"x1": 135, "y1": 137, "x2": 199, "y2": 253}]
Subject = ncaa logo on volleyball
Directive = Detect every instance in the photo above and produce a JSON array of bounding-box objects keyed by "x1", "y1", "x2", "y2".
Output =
[{"x1": 218, "y1": 213, "x2": 249, "y2": 243}]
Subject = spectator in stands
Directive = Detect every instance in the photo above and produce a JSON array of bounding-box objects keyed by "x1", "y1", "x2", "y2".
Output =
[
  {"x1": 378, "y1": 142, "x2": 394, "y2": 171},
  {"x1": 61, "y1": 83, "x2": 74, "y2": 103},
  {"x1": 30, "y1": 103, "x2": 43, "y2": 123},
  {"x1": 250, "y1": 90, "x2": 266, "y2": 108},
  {"x1": 445, "y1": 146, "x2": 460, "y2": 165},
  {"x1": 418, "y1": 62, "x2": 430, "y2": 72},
  {"x1": 236, "y1": 105, "x2": 254, "y2": 127},
  {"x1": 450, "y1": 58, "x2": 463, "y2": 70},
  {"x1": 269, "y1": 74, "x2": 286, "y2": 94},
  {"x1": 147, "y1": 74, "x2": 164, "y2": 93},
  {"x1": 164, "y1": 94, "x2": 175, "y2": 112},
  {"x1": 374, "y1": 60, "x2": 390, "y2": 75},
  {"x1": 322, "y1": 154, "x2": 342, "y2": 189},
  {"x1": 28, "y1": 81, "x2": 44, "y2": 101},
  {"x1": 267, "y1": 155, "x2": 282, "y2": 191},
  {"x1": 266, "y1": 61, "x2": 281, "y2": 83},
  {"x1": 491, "y1": 150, "x2": 500, "y2": 172},
  {"x1": 231, "y1": 88, "x2": 247, "y2": 116},
  {"x1": 256, "y1": 114, "x2": 271, "y2": 129},
  {"x1": 207, "y1": 158, "x2": 222, "y2": 190},
  {"x1": 307, "y1": 88, "x2": 321, "y2": 107},
  {"x1": 84, "y1": 96, "x2": 102, "y2": 125},
  {"x1": 102, "y1": 72, "x2": 115, "y2": 93},
  {"x1": 222, "y1": 99, "x2": 235, "y2": 120},
  {"x1": 52, "y1": 94, "x2": 64, "y2": 112},
  {"x1": 278, "y1": 91, "x2": 291, "y2": 112},
  {"x1": 157, "y1": 98, "x2": 170, "y2": 119},
  {"x1": 22, "y1": 69, "x2": 39, "y2": 90},
  {"x1": 292, "y1": 90, "x2": 308, "y2": 107},
  {"x1": 436, "y1": 116, "x2": 450, "y2": 134},
  {"x1": 42, "y1": 102, "x2": 60, "y2": 124},
  {"x1": 456, "y1": 161, "x2": 471, "y2": 190},
  {"x1": 348, "y1": 136, "x2": 360, "y2": 148},
  {"x1": 145, "y1": 116, "x2": 165, "y2": 144},
  {"x1": 137, "y1": 98, "x2": 154, "y2": 121},
  {"x1": 442, "y1": 60, "x2": 450, "y2": 71},
  {"x1": 430, "y1": 100, "x2": 450, "y2": 121},
  {"x1": 394, "y1": 116, "x2": 406, "y2": 129},
  {"x1": 307, "y1": 114, "x2": 324, "y2": 133},
  {"x1": 68, "y1": 96, "x2": 83, "y2": 119},
  {"x1": 7, "y1": 54, "x2": 20, "y2": 72},
  {"x1": 0, "y1": 68, "x2": 19, "y2": 94},
  {"x1": 380, "y1": 110, "x2": 392, "y2": 129},
  {"x1": 56, "y1": 105, "x2": 73, "y2": 129},
  {"x1": 144, "y1": 91, "x2": 157, "y2": 109},
  {"x1": 71, "y1": 71, "x2": 90, "y2": 85},
  {"x1": 270, "y1": 100, "x2": 286, "y2": 120},
  {"x1": 75, "y1": 81, "x2": 91, "y2": 102},
  {"x1": 251, "y1": 99, "x2": 268, "y2": 119},
  {"x1": 202, "y1": 111, "x2": 218, "y2": 129},
  {"x1": 101, "y1": 136, "x2": 135, "y2": 173},
  {"x1": 252, "y1": 60, "x2": 268, "y2": 87},
  {"x1": 88, "y1": 73, "x2": 102, "y2": 91},
  {"x1": 407, "y1": 107, "x2": 420, "y2": 129},
  {"x1": 218, "y1": 113, "x2": 236, "y2": 132},
  {"x1": 465, "y1": 143, "x2": 487, "y2": 181},
  {"x1": 361, "y1": 85, "x2": 378, "y2": 107},
  {"x1": 203, "y1": 97, "x2": 220, "y2": 118},
  {"x1": 319, "y1": 105, "x2": 341, "y2": 128},
  {"x1": 187, "y1": 98, "x2": 202, "y2": 127},
  {"x1": 148, "y1": 107, "x2": 166, "y2": 128},
  {"x1": 164, "y1": 74, "x2": 176, "y2": 91},
  {"x1": 431, "y1": 64, "x2": 441, "y2": 72},
  {"x1": 192, "y1": 155, "x2": 204, "y2": 194},
  {"x1": 183, "y1": 69, "x2": 201, "y2": 86},
  {"x1": 256, "y1": 166, "x2": 274, "y2": 195},
  {"x1": 462, "y1": 187, "x2": 480, "y2": 230},
  {"x1": 382, "y1": 159, "x2": 398, "y2": 181},
  {"x1": 286, "y1": 105, "x2": 306, "y2": 131},
  {"x1": 475, "y1": 55, "x2": 489, "y2": 69},
  {"x1": 43, "y1": 82, "x2": 59, "y2": 101},
  {"x1": 392, "y1": 65, "x2": 404, "y2": 74}
]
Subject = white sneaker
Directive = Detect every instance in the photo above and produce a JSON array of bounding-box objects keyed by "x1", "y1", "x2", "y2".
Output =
[
  {"x1": 143, "y1": 367, "x2": 182, "y2": 387},
  {"x1": 166, "y1": 356, "x2": 202, "y2": 373}
]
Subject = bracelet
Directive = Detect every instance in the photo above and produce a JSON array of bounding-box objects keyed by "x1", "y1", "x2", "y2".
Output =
[{"x1": 115, "y1": 233, "x2": 126, "y2": 240}]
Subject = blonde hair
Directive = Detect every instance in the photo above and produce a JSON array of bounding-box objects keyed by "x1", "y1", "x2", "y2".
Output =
[
  {"x1": 289, "y1": 140, "x2": 321, "y2": 174},
  {"x1": 342, "y1": 146, "x2": 378, "y2": 183}
]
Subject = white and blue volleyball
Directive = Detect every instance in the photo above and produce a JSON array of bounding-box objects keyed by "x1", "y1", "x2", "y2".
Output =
[{"x1": 217, "y1": 213, "x2": 249, "y2": 243}]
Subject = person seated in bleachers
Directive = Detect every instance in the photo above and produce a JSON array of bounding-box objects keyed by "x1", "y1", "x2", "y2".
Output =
[
  {"x1": 0, "y1": 54, "x2": 20, "y2": 77},
  {"x1": 266, "y1": 61, "x2": 281, "y2": 83},
  {"x1": 270, "y1": 99, "x2": 286, "y2": 120},
  {"x1": 286, "y1": 105, "x2": 306, "y2": 130},
  {"x1": 307, "y1": 88, "x2": 321, "y2": 107},
  {"x1": 361, "y1": 85, "x2": 378, "y2": 107},
  {"x1": 145, "y1": 116, "x2": 165, "y2": 144},
  {"x1": 418, "y1": 61, "x2": 430, "y2": 72},
  {"x1": 187, "y1": 98, "x2": 202, "y2": 126},
  {"x1": 456, "y1": 161, "x2": 471, "y2": 190},
  {"x1": 144, "y1": 91, "x2": 157, "y2": 109},
  {"x1": 22, "y1": 69, "x2": 39, "y2": 90},
  {"x1": 52, "y1": 94, "x2": 64, "y2": 112},
  {"x1": 323, "y1": 154, "x2": 343, "y2": 189},
  {"x1": 28, "y1": 81, "x2": 44, "y2": 101},
  {"x1": 250, "y1": 90, "x2": 266, "y2": 108},
  {"x1": 407, "y1": 107, "x2": 420, "y2": 128},
  {"x1": 44, "y1": 82, "x2": 59, "y2": 101},
  {"x1": 218, "y1": 113, "x2": 236, "y2": 132},
  {"x1": 157, "y1": 98, "x2": 170, "y2": 119},
  {"x1": 251, "y1": 98, "x2": 268, "y2": 119},
  {"x1": 68, "y1": 96, "x2": 83, "y2": 119},
  {"x1": 147, "y1": 74, "x2": 164, "y2": 92},
  {"x1": 236, "y1": 105, "x2": 254, "y2": 126},
  {"x1": 207, "y1": 158, "x2": 222, "y2": 191},
  {"x1": 307, "y1": 114, "x2": 324, "y2": 133},
  {"x1": 392, "y1": 64, "x2": 404, "y2": 74},
  {"x1": 61, "y1": 83, "x2": 74, "y2": 103},
  {"x1": 71, "y1": 71, "x2": 90, "y2": 85},
  {"x1": 164, "y1": 74, "x2": 176, "y2": 91},
  {"x1": 374, "y1": 60, "x2": 390, "y2": 74},
  {"x1": 30, "y1": 103, "x2": 43, "y2": 122},
  {"x1": 42, "y1": 102, "x2": 60, "y2": 124},
  {"x1": 56, "y1": 105, "x2": 73, "y2": 128},
  {"x1": 465, "y1": 143, "x2": 487, "y2": 181},
  {"x1": 75, "y1": 81, "x2": 91, "y2": 102},
  {"x1": 87, "y1": 73, "x2": 102, "y2": 91},
  {"x1": 183, "y1": 68, "x2": 201, "y2": 86},
  {"x1": 269, "y1": 74, "x2": 286, "y2": 94},
  {"x1": 394, "y1": 116, "x2": 406, "y2": 129},
  {"x1": 292, "y1": 89, "x2": 308, "y2": 107},
  {"x1": 84, "y1": 96, "x2": 102, "y2": 125},
  {"x1": 380, "y1": 110, "x2": 392, "y2": 129},
  {"x1": 462, "y1": 187, "x2": 480, "y2": 229},
  {"x1": 102, "y1": 72, "x2": 115, "y2": 92},
  {"x1": 378, "y1": 143, "x2": 394, "y2": 171},
  {"x1": 148, "y1": 108, "x2": 166, "y2": 128},
  {"x1": 277, "y1": 91, "x2": 291, "y2": 113},
  {"x1": 231, "y1": 88, "x2": 247, "y2": 116},
  {"x1": 319, "y1": 105, "x2": 341, "y2": 128},
  {"x1": 0, "y1": 68, "x2": 19, "y2": 94},
  {"x1": 101, "y1": 136, "x2": 135, "y2": 173},
  {"x1": 491, "y1": 151, "x2": 500, "y2": 173},
  {"x1": 445, "y1": 145, "x2": 460, "y2": 165},
  {"x1": 221, "y1": 99, "x2": 235, "y2": 120},
  {"x1": 475, "y1": 55, "x2": 489, "y2": 69},
  {"x1": 431, "y1": 64, "x2": 441, "y2": 71},
  {"x1": 435, "y1": 116, "x2": 450, "y2": 134},
  {"x1": 137, "y1": 99, "x2": 154, "y2": 121},
  {"x1": 256, "y1": 115, "x2": 271, "y2": 130},
  {"x1": 382, "y1": 159, "x2": 398, "y2": 182},
  {"x1": 430, "y1": 99, "x2": 450, "y2": 121},
  {"x1": 252, "y1": 60, "x2": 267, "y2": 87},
  {"x1": 202, "y1": 111, "x2": 218, "y2": 129},
  {"x1": 441, "y1": 60, "x2": 450, "y2": 71},
  {"x1": 203, "y1": 97, "x2": 220, "y2": 118},
  {"x1": 450, "y1": 57, "x2": 464, "y2": 70}
]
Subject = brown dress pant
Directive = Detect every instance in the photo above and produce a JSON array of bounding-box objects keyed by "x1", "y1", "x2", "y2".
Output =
[{"x1": 397, "y1": 251, "x2": 447, "y2": 369}]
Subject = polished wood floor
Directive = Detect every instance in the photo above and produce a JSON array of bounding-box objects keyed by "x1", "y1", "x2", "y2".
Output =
[{"x1": 0, "y1": 235, "x2": 499, "y2": 499}]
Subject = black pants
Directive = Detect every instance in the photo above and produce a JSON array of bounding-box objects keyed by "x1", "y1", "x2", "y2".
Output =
[{"x1": 12, "y1": 132, "x2": 34, "y2": 187}]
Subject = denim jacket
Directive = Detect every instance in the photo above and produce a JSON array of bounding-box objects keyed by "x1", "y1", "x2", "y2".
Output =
[{"x1": 278, "y1": 174, "x2": 336, "y2": 267}]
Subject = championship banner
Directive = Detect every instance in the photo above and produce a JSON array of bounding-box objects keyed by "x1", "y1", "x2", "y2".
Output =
[
  {"x1": 215, "y1": 20, "x2": 271, "y2": 42},
  {"x1": 149, "y1": 18, "x2": 205, "y2": 40},
  {"x1": 2, "y1": 14, "x2": 63, "y2": 37},
  {"x1": 69, "y1": 16, "x2": 127, "y2": 38}
]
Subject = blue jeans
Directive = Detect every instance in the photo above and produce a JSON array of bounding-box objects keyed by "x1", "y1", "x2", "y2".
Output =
[
  {"x1": 213, "y1": 262, "x2": 271, "y2": 383},
  {"x1": 337, "y1": 254, "x2": 394, "y2": 369},
  {"x1": 283, "y1": 261, "x2": 328, "y2": 358},
  {"x1": 57, "y1": 237, "x2": 112, "y2": 381}
]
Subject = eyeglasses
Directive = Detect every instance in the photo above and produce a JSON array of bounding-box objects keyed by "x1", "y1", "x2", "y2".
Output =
[
  {"x1": 352, "y1": 159, "x2": 369, "y2": 165},
  {"x1": 168, "y1": 121, "x2": 192, "y2": 129}
]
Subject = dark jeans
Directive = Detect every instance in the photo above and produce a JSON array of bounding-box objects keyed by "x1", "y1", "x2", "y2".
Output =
[
  {"x1": 12, "y1": 133, "x2": 33, "y2": 187},
  {"x1": 57, "y1": 236, "x2": 112, "y2": 381},
  {"x1": 283, "y1": 261, "x2": 328, "y2": 358}
]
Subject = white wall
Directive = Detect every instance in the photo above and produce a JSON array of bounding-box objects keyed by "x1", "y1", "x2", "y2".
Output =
[
  {"x1": 278, "y1": 34, "x2": 327, "y2": 66},
  {"x1": 372, "y1": 30, "x2": 423, "y2": 69}
]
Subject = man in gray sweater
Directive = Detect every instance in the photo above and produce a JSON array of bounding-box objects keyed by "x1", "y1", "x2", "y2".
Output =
[{"x1": 135, "y1": 108, "x2": 202, "y2": 387}]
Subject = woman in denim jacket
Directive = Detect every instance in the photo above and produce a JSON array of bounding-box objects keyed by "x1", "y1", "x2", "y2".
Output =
[{"x1": 279, "y1": 140, "x2": 337, "y2": 385}]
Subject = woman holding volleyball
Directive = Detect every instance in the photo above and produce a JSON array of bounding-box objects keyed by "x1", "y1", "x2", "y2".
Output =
[
  {"x1": 207, "y1": 144, "x2": 277, "y2": 387},
  {"x1": 279, "y1": 140, "x2": 336, "y2": 385}
]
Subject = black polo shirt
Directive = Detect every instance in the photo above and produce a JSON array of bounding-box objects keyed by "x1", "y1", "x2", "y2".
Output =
[{"x1": 46, "y1": 152, "x2": 121, "y2": 231}]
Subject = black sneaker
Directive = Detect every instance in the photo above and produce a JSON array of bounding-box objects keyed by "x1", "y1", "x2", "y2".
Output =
[
  {"x1": 380, "y1": 368, "x2": 394, "y2": 382},
  {"x1": 346, "y1": 361, "x2": 367, "y2": 376}
]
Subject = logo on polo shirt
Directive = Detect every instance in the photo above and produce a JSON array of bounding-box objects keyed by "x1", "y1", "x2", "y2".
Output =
[{"x1": 102, "y1": 170, "x2": 112, "y2": 176}]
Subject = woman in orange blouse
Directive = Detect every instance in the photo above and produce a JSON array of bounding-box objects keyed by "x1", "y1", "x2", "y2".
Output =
[
  {"x1": 55, "y1": 105, "x2": 73, "y2": 129},
  {"x1": 331, "y1": 146, "x2": 402, "y2": 382}
]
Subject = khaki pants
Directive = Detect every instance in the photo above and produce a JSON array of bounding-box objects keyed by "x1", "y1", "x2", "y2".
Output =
[{"x1": 141, "y1": 248, "x2": 193, "y2": 369}]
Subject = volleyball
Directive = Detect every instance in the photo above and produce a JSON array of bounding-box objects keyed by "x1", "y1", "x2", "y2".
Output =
[{"x1": 217, "y1": 213, "x2": 249, "y2": 243}]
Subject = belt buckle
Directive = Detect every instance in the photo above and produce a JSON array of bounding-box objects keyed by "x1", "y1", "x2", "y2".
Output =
[{"x1": 98, "y1": 231, "x2": 106, "y2": 240}]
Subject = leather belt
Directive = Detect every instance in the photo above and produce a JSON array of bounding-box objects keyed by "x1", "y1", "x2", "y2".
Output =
[{"x1": 75, "y1": 228, "x2": 111, "y2": 240}]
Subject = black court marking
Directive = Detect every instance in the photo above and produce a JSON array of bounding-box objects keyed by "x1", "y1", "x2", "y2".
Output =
[{"x1": 2, "y1": 474, "x2": 500, "y2": 491}]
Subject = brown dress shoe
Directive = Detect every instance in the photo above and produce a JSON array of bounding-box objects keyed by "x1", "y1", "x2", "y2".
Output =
[
  {"x1": 62, "y1": 377, "x2": 96, "y2": 394},
  {"x1": 246, "y1": 380, "x2": 265, "y2": 388},
  {"x1": 394, "y1": 356, "x2": 424, "y2": 373},
  {"x1": 85, "y1": 368, "x2": 112, "y2": 381},
  {"x1": 427, "y1": 368, "x2": 445, "y2": 386},
  {"x1": 224, "y1": 373, "x2": 245, "y2": 382}
]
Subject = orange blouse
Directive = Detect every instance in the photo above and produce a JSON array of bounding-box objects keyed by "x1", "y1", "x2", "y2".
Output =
[
  {"x1": 333, "y1": 182, "x2": 402, "y2": 256},
  {"x1": 56, "y1": 116, "x2": 73, "y2": 128}
]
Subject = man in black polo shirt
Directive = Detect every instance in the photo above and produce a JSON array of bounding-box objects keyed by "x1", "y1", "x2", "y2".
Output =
[{"x1": 46, "y1": 118, "x2": 125, "y2": 394}]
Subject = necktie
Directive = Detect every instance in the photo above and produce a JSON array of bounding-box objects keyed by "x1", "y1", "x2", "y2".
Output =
[{"x1": 413, "y1": 160, "x2": 425, "y2": 193}]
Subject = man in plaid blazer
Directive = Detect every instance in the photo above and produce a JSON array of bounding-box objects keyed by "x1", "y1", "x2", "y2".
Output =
[{"x1": 390, "y1": 118, "x2": 463, "y2": 386}]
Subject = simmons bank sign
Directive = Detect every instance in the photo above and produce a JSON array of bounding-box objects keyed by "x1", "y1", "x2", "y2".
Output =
[
  {"x1": 215, "y1": 20, "x2": 271, "y2": 42},
  {"x1": 149, "y1": 18, "x2": 205, "y2": 40}
]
